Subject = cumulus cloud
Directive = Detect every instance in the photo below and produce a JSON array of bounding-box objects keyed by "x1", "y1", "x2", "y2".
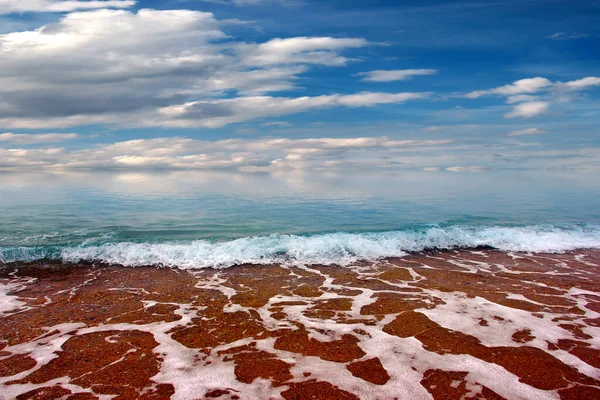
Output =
[
  {"x1": 0, "y1": 132, "x2": 79, "y2": 144},
  {"x1": 0, "y1": 9, "x2": 225, "y2": 122},
  {"x1": 0, "y1": 0, "x2": 135, "y2": 14},
  {"x1": 505, "y1": 101, "x2": 549, "y2": 118},
  {"x1": 356, "y1": 69, "x2": 437, "y2": 82},
  {"x1": 0, "y1": 8, "x2": 393, "y2": 129},
  {"x1": 0, "y1": 136, "x2": 453, "y2": 171},
  {"x1": 507, "y1": 128, "x2": 546, "y2": 136}
]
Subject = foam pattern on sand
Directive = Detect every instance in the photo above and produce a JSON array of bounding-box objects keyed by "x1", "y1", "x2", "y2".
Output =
[
  {"x1": 0, "y1": 276, "x2": 35, "y2": 316},
  {"x1": 1, "y1": 249, "x2": 600, "y2": 399},
  {"x1": 2, "y1": 224, "x2": 600, "y2": 268}
]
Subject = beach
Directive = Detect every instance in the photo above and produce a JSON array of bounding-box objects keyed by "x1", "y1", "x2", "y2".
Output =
[
  {"x1": 1, "y1": 0, "x2": 600, "y2": 398},
  {"x1": 1, "y1": 249, "x2": 599, "y2": 399}
]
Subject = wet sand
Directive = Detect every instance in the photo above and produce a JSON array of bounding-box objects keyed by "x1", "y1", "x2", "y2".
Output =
[{"x1": 1, "y1": 249, "x2": 600, "y2": 399}]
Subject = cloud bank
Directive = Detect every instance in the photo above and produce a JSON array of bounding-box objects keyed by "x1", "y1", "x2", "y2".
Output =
[
  {"x1": 0, "y1": 136, "x2": 454, "y2": 171},
  {"x1": 2, "y1": 134, "x2": 598, "y2": 173},
  {"x1": 0, "y1": 8, "x2": 428, "y2": 129}
]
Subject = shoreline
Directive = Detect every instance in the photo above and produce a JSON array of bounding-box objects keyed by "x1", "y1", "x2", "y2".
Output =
[
  {"x1": 1, "y1": 249, "x2": 600, "y2": 399},
  {"x1": 3, "y1": 222, "x2": 600, "y2": 268},
  {"x1": 2, "y1": 244, "x2": 599, "y2": 270}
]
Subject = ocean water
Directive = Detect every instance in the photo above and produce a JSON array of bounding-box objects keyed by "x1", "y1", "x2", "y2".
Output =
[{"x1": 1, "y1": 169, "x2": 599, "y2": 268}]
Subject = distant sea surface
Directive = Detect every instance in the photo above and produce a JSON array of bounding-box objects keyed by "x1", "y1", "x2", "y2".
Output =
[{"x1": 1, "y1": 169, "x2": 599, "y2": 268}]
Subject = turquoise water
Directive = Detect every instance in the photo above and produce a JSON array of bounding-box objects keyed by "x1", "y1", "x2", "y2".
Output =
[{"x1": 1, "y1": 170, "x2": 599, "y2": 267}]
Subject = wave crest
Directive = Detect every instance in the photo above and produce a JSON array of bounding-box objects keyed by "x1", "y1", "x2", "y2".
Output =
[{"x1": 1, "y1": 225, "x2": 599, "y2": 269}]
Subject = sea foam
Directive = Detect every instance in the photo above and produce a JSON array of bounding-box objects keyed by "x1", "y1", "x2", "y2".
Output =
[{"x1": 1, "y1": 224, "x2": 599, "y2": 269}]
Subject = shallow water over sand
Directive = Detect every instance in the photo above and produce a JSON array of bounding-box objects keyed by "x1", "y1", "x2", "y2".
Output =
[{"x1": 1, "y1": 249, "x2": 600, "y2": 399}]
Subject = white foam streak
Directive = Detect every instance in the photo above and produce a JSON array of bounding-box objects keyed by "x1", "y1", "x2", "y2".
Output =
[
  {"x1": 0, "y1": 276, "x2": 36, "y2": 315},
  {"x1": 0, "y1": 282, "x2": 28, "y2": 315}
]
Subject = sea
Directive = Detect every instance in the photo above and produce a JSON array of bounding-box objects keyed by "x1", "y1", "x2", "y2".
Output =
[{"x1": 1, "y1": 169, "x2": 599, "y2": 269}]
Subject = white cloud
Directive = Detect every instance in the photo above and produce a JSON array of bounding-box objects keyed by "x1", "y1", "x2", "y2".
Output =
[
  {"x1": 504, "y1": 101, "x2": 549, "y2": 119},
  {"x1": 547, "y1": 32, "x2": 588, "y2": 40},
  {"x1": 0, "y1": 8, "x2": 226, "y2": 123},
  {"x1": 337, "y1": 92, "x2": 428, "y2": 107},
  {"x1": 423, "y1": 126, "x2": 445, "y2": 132},
  {"x1": 467, "y1": 78, "x2": 552, "y2": 99},
  {"x1": 422, "y1": 124, "x2": 479, "y2": 132},
  {"x1": 0, "y1": 147, "x2": 67, "y2": 169},
  {"x1": 562, "y1": 77, "x2": 600, "y2": 91},
  {"x1": 262, "y1": 121, "x2": 292, "y2": 127},
  {"x1": 240, "y1": 37, "x2": 368, "y2": 66},
  {"x1": 445, "y1": 166, "x2": 488, "y2": 172},
  {"x1": 156, "y1": 92, "x2": 429, "y2": 127},
  {"x1": 507, "y1": 128, "x2": 546, "y2": 136},
  {"x1": 468, "y1": 76, "x2": 600, "y2": 99},
  {"x1": 467, "y1": 76, "x2": 600, "y2": 120},
  {"x1": 0, "y1": 132, "x2": 79, "y2": 144},
  {"x1": 0, "y1": 0, "x2": 135, "y2": 14},
  {"x1": 233, "y1": 0, "x2": 301, "y2": 5},
  {"x1": 0, "y1": 136, "x2": 453, "y2": 171},
  {"x1": 505, "y1": 94, "x2": 539, "y2": 104},
  {"x1": 4, "y1": 136, "x2": 599, "y2": 173},
  {"x1": 198, "y1": 0, "x2": 301, "y2": 6},
  {"x1": 356, "y1": 69, "x2": 437, "y2": 82},
  {"x1": 0, "y1": 8, "x2": 383, "y2": 129}
]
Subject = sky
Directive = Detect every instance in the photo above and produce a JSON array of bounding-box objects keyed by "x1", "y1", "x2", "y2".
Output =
[{"x1": 0, "y1": 0, "x2": 599, "y2": 173}]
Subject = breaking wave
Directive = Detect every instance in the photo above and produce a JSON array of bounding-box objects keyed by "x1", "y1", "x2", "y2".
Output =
[{"x1": 1, "y1": 224, "x2": 600, "y2": 269}]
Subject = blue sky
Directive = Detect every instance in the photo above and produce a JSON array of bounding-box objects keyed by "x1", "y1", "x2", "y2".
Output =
[{"x1": 0, "y1": 0, "x2": 598, "y2": 172}]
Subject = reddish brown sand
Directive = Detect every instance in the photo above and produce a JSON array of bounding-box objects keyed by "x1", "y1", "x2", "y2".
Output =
[{"x1": 1, "y1": 249, "x2": 599, "y2": 399}]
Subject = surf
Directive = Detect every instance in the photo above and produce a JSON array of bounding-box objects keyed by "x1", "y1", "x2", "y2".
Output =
[{"x1": 2, "y1": 224, "x2": 600, "y2": 269}]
